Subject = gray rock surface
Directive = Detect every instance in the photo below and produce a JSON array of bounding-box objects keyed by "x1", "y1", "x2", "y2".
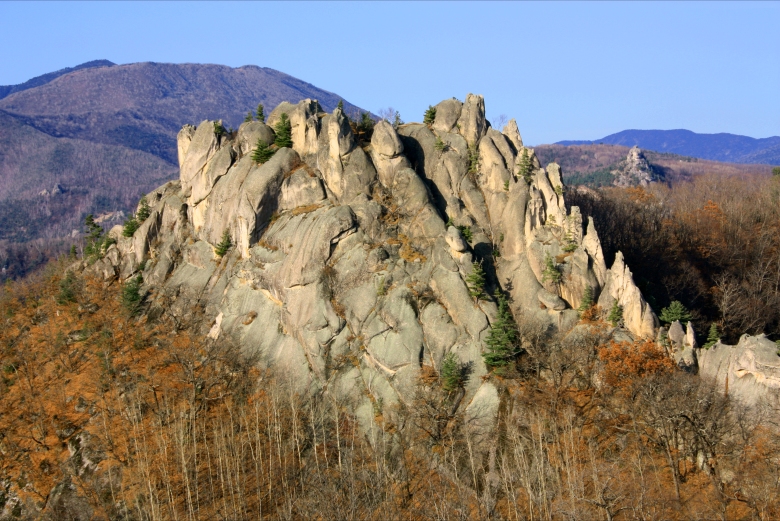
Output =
[
  {"x1": 697, "y1": 334, "x2": 780, "y2": 405},
  {"x1": 89, "y1": 95, "x2": 669, "y2": 454}
]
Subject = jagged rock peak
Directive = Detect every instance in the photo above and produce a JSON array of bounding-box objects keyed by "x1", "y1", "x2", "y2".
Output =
[{"x1": 88, "y1": 94, "x2": 666, "y2": 445}]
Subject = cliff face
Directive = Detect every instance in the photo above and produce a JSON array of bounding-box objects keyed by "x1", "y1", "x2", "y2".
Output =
[{"x1": 90, "y1": 95, "x2": 657, "y2": 429}]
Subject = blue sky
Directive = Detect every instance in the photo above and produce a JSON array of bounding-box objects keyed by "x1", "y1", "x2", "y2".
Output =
[{"x1": 0, "y1": 1, "x2": 777, "y2": 145}]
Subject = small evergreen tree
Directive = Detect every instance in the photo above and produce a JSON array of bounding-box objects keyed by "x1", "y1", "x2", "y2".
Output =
[
  {"x1": 136, "y1": 196, "x2": 151, "y2": 222},
  {"x1": 466, "y1": 261, "x2": 486, "y2": 301},
  {"x1": 356, "y1": 112, "x2": 374, "y2": 139},
  {"x1": 423, "y1": 105, "x2": 436, "y2": 126},
  {"x1": 69, "y1": 245, "x2": 77, "y2": 259},
  {"x1": 440, "y1": 352, "x2": 463, "y2": 392},
  {"x1": 703, "y1": 323, "x2": 720, "y2": 349},
  {"x1": 393, "y1": 111, "x2": 402, "y2": 128},
  {"x1": 215, "y1": 230, "x2": 232, "y2": 257},
  {"x1": 57, "y1": 271, "x2": 78, "y2": 305},
  {"x1": 483, "y1": 290, "x2": 520, "y2": 369},
  {"x1": 518, "y1": 148, "x2": 533, "y2": 183},
  {"x1": 434, "y1": 136, "x2": 447, "y2": 152},
  {"x1": 121, "y1": 274, "x2": 143, "y2": 316},
  {"x1": 84, "y1": 214, "x2": 104, "y2": 256},
  {"x1": 468, "y1": 143, "x2": 479, "y2": 174},
  {"x1": 122, "y1": 216, "x2": 139, "y2": 237},
  {"x1": 274, "y1": 113, "x2": 293, "y2": 148},
  {"x1": 608, "y1": 300, "x2": 623, "y2": 326},
  {"x1": 244, "y1": 111, "x2": 254, "y2": 123},
  {"x1": 213, "y1": 121, "x2": 226, "y2": 138},
  {"x1": 773, "y1": 166, "x2": 780, "y2": 177},
  {"x1": 659, "y1": 300, "x2": 692, "y2": 324},
  {"x1": 541, "y1": 254, "x2": 562, "y2": 284},
  {"x1": 577, "y1": 286, "x2": 594, "y2": 316},
  {"x1": 251, "y1": 139, "x2": 275, "y2": 164},
  {"x1": 337, "y1": 100, "x2": 344, "y2": 111},
  {"x1": 457, "y1": 225, "x2": 472, "y2": 243},
  {"x1": 256, "y1": 104, "x2": 265, "y2": 123}
]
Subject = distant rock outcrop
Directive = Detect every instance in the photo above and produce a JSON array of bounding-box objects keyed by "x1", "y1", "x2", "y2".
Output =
[{"x1": 610, "y1": 146, "x2": 660, "y2": 187}]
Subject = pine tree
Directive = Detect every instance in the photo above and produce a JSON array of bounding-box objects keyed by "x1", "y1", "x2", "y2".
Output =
[
  {"x1": 256, "y1": 104, "x2": 265, "y2": 123},
  {"x1": 215, "y1": 230, "x2": 232, "y2": 257},
  {"x1": 57, "y1": 271, "x2": 78, "y2": 305},
  {"x1": 393, "y1": 111, "x2": 402, "y2": 128},
  {"x1": 251, "y1": 139, "x2": 275, "y2": 164},
  {"x1": 541, "y1": 254, "x2": 562, "y2": 284},
  {"x1": 244, "y1": 111, "x2": 253, "y2": 123},
  {"x1": 121, "y1": 274, "x2": 143, "y2": 316},
  {"x1": 704, "y1": 323, "x2": 720, "y2": 349},
  {"x1": 466, "y1": 261, "x2": 486, "y2": 301},
  {"x1": 136, "y1": 196, "x2": 151, "y2": 222},
  {"x1": 440, "y1": 352, "x2": 462, "y2": 392},
  {"x1": 274, "y1": 113, "x2": 293, "y2": 149},
  {"x1": 518, "y1": 148, "x2": 533, "y2": 183},
  {"x1": 337, "y1": 99, "x2": 344, "y2": 111},
  {"x1": 434, "y1": 136, "x2": 447, "y2": 152},
  {"x1": 356, "y1": 112, "x2": 374, "y2": 140},
  {"x1": 659, "y1": 300, "x2": 692, "y2": 324},
  {"x1": 577, "y1": 286, "x2": 594, "y2": 316},
  {"x1": 608, "y1": 300, "x2": 623, "y2": 326},
  {"x1": 69, "y1": 244, "x2": 77, "y2": 259},
  {"x1": 84, "y1": 214, "x2": 104, "y2": 256},
  {"x1": 483, "y1": 291, "x2": 519, "y2": 369},
  {"x1": 122, "y1": 217, "x2": 139, "y2": 237},
  {"x1": 213, "y1": 121, "x2": 226, "y2": 138},
  {"x1": 423, "y1": 105, "x2": 437, "y2": 126}
]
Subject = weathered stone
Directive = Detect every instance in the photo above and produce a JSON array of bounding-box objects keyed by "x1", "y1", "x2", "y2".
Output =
[
  {"x1": 446, "y1": 226, "x2": 468, "y2": 252},
  {"x1": 237, "y1": 120, "x2": 275, "y2": 156},
  {"x1": 502, "y1": 118, "x2": 523, "y2": 151},
  {"x1": 698, "y1": 334, "x2": 780, "y2": 405},
  {"x1": 597, "y1": 252, "x2": 659, "y2": 339},
  {"x1": 432, "y1": 98, "x2": 463, "y2": 133},
  {"x1": 537, "y1": 288, "x2": 567, "y2": 311},
  {"x1": 456, "y1": 93, "x2": 487, "y2": 146}
]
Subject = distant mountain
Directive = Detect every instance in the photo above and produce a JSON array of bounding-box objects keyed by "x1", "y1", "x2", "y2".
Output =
[
  {"x1": 0, "y1": 60, "x2": 116, "y2": 100},
  {"x1": 0, "y1": 61, "x2": 368, "y2": 277},
  {"x1": 557, "y1": 129, "x2": 780, "y2": 165}
]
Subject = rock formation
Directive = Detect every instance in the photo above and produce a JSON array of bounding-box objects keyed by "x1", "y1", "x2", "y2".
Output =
[
  {"x1": 697, "y1": 334, "x2": 780, "y2": 405},
  {"x1": 611, "y1": 146, "x2": 660, "y2": 187},
  {"x1": 87, "y1": 95, "x2": 661, "y2": 435}
]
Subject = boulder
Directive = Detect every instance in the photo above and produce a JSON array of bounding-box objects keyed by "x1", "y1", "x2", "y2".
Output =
[
  {"x1": 537, "y1": 288, "x2": 567, "y2": 311},
  {"x1": 502, "y1": 118, "x2": 523, "y2": 152},
  {"x1": 237, "y1": 120, "x2": 275, "y2": 156},
  {"x1": 432, "y1": 98, "x2": 463, "y2": 133},
  {"x1": 180, "y1": 121, "x2": 221, "y2": 197}
]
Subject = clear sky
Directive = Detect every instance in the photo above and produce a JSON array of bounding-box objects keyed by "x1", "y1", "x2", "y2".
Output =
[{"x1": 0, "y1": 1, "x2": 777, "y2": 145}]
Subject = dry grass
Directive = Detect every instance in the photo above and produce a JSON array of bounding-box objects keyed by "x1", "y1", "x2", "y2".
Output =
[{"x1": 291, "y1": 203, "x2": 322, "y2": 216}]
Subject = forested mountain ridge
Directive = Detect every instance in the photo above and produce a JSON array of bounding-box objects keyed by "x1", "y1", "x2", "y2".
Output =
[
  {"x1": 2, "y1": 94, "x2": 778, "y2": 520},
  {"x1": 557, "y1": 128, "x2": 780, "y2": 165}
]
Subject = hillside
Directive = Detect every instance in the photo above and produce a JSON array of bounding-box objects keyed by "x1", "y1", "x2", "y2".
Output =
[
  {"x1": 1, "y1": 94, "x2": 779, "y2": 520},
  {"x1": 557, "y1": 129, "x2": 780, "y2": 165},
  {"x1": 0, "y1": 61, "x2": 368, "y2": 277}
]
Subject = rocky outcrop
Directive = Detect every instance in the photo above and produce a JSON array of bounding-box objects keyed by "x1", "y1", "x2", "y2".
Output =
[
  {"x1": 611, "y1": 146, "x2": 660, "y2": 187},
  {"x1": 92, "y1": 94, "x2": 664, "y2": 454},
  {"x1": 597, "y1": 252, "x2": 659, "y2": 339},
  {"x1": 697, "y1": 334, "x2": 780, "y2": 405}
]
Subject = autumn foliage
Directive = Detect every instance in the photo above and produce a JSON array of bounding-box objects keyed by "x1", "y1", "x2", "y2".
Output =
[{"x1": 1, "y1": 264, "x2": 780, "y2": 520}]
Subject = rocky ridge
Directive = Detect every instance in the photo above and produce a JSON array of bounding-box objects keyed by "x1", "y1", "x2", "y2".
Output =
[{"x1": 87, "y1": 95, "x2": 685, "y2": 432}]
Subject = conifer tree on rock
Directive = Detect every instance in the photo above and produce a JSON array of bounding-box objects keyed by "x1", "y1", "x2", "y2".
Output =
[
  {"x1": 423, "y1": 105, "x2": 436, "y2": 126},
  {"x1": 244, "y1": 111, "x2": 254, "y2": 123},
  {"x1": 704, "y1": 323, "x2": 720, "y2": 348},
  {"x1": 274, "y1": 113, "x2": 293, "y2": 149},
  {"x1": 251, "y1": 138, "x2": 275, "y2": 164},
  {"x1": 256, "y1": 104, "x2": 265, "y2": 123},
  {"x1": 466, "y1": 260, "x2": 486, "y2": 302},
  {"x1": 659, "y1": 300, "x2": 692, "y2": 325},
  {"x1": 483, "y1": 291, "x2": 520, "y2": 369},
  {"x1": 215, "y1": 230, "x2": 233, "y2": 257},
  {"x1": 518, "y1": 148, "x2": 533, "y2": 183}
]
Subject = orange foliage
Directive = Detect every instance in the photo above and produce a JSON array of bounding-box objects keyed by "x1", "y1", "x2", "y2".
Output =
[{"x1": 598, "y1": 339, "x2": 675, "y2": 389}]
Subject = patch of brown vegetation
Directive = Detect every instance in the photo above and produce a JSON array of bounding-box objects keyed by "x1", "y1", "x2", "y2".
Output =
[{"x1": 291, "y1": 203, "x2": 322, "y2": 216}]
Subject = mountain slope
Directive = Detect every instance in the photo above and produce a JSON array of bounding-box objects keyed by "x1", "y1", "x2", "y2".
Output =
[
  {"x1": 557, "y1": 129, "x2": 780, "y2": 165},
  {"x1": 0, "y1": 62, "x2": 366, "y2": 164},
  {"x1": 0, "y1": 59, "x2": 115, "y2": 100},
  {"x1": 0, "y1": 61, "x2": 369, "y2": 276}
]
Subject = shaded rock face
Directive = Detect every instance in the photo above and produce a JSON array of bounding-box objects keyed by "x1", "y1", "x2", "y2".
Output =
[
  {"x1": 697, "y1": 334, "x2": 780, "y2": 405},
  {"x1": 94, "y1": 95, "x2": 660, "y2": 444}
]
